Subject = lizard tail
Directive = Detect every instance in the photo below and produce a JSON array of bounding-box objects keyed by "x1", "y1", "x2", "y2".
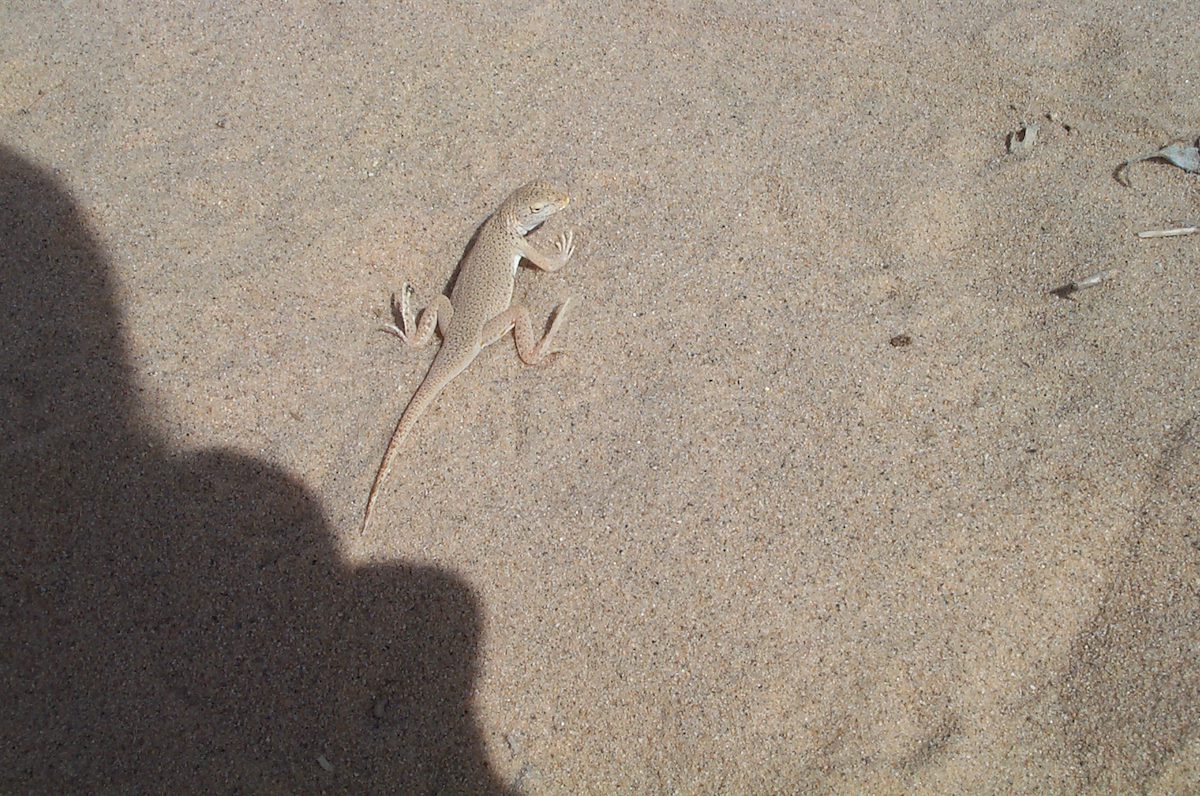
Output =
[{"x1": 361, "y1": 373, "x2": 452, "y2": 534}]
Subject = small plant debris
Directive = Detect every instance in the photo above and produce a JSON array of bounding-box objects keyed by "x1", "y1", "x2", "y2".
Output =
[
  {"x1": 1117, "y1": 138, "x2": 1200, "y2": 186},
  {"x1": 1050, "y1": 269, "x2": 1117, "y2": 299},
  {"x1": 1138, "y1": 225, "x2": 1198, "y2": 239},
  {"x1": 1007, "y1": 123, "x2": 1039, "y2": 156}
]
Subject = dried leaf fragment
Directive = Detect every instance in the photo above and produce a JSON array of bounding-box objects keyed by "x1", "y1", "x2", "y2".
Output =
[{"x1": 1117, "y1": 138, "x2": 1200, "y2": 186}]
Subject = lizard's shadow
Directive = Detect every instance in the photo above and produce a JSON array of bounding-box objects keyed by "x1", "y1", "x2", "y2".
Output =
[{"x1": 0, "y1": 145, "x2": 512, "y2": 793}]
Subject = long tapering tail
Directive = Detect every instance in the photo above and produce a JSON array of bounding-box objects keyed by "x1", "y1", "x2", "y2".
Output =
[{"x1": 361, "y1": 370, "x2": 454, "y2": 534}]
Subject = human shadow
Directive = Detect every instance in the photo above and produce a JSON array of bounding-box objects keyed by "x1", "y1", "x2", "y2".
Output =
[{"x1": 0, "y1": 145, "x2": 512, "y2": 793}]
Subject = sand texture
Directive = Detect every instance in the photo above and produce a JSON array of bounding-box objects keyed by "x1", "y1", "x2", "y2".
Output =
[{"x1": 2, "y1": 1, "x2": 1198, "y2": 793}]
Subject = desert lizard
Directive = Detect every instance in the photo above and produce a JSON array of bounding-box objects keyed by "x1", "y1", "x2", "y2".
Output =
[{"x1": 362, "y1": 180, "x2": 576, "y2": 532}]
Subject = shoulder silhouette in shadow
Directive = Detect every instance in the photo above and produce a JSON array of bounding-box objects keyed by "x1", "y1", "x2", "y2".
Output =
[{"x1": 0, "y1": 145, "x2": 514, "y2": 794}]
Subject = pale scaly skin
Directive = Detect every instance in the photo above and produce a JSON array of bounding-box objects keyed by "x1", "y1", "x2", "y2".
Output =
[{"x1": 362, "y1": 180, "x2": 576, "y2": 533}]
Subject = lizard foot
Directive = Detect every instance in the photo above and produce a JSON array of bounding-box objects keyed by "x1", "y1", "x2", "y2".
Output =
[
  {"x1": 555, "y1": 230, "x2": 575, "y2": 263},
  {"x1": 484, "y1": 298, "x2": 572, "y2": 365},
  {"x1": 380, "y1": 289, "x2": 451, "y2": 348}
]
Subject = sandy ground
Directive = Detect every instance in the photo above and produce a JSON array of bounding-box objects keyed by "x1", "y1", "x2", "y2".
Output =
[{"x1": 2, "y1": 1, "x2": 1198, "y2": 793}]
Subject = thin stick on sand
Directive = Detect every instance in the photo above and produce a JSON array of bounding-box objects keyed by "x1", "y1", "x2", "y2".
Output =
[
  {"x1": 1050, "y1": 269, "x2": 1118, "y2": 298},
  {"x1": 1137, "y1": 226, "x2": 1199, "y2": 239}
]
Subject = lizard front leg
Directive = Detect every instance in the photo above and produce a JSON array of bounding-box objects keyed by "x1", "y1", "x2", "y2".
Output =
[
  {"x1": 380, "y1": 283, "x2": 453, "y2": 347},
  {"x1": 481, "y1": 298, "x2": 572, "y2": 364},
  {"x1": 518, "y1": 230, "x2": 575, "y2": 272}
]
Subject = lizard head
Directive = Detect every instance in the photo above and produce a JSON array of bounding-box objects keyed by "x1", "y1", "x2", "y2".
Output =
[{"x1": 503, "y1": 180, "x2": 571, "y2": 235}]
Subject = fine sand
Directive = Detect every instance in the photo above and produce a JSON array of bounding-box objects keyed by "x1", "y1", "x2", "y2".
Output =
[{"x1": 2, "y1": 1, "x2": 1198, "y2": 793}]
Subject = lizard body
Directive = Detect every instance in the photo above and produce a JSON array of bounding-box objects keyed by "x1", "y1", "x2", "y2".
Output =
[{"x1": 362, "y1": 180, "x2": 576, "y2": 533}]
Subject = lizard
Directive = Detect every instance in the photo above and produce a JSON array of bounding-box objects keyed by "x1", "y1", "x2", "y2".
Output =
[{"x1": 361, "y1": 180, "x2": 577, "y2": 533}]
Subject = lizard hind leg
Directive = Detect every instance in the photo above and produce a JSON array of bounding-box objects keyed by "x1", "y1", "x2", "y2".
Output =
[
  {"x1": 482, "y1": 298, "x2": 572, "y2": 365},
  {"x1": 380, "y1": 288, "x2": 453, "y2": 347}
]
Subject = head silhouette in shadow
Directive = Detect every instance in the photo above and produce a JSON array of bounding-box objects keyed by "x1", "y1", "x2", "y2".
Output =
[{"x1": 0, "y1": 145, "x2": 512, "y2": 793}]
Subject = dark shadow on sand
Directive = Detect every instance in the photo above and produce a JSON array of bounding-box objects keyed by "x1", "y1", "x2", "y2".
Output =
[{"x1": 0, "y1": 146, "x2": 511, "y2": 794}]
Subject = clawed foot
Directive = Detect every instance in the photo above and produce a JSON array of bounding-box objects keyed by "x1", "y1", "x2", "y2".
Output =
[
  {"x1": 555, "y1": 230, "x2": 575, "y2": 264},
  {"x1": 379, "y1": 322, "x2": 408, "y2": 342},
  {"x1": 380, "y1": 282, "x2": 417, "y2": 343}
]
